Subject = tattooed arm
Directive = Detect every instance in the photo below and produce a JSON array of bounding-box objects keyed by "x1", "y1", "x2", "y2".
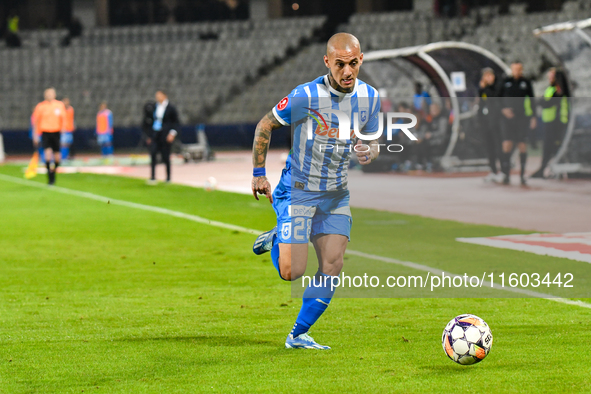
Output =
[{"x1": 252, "y1": 110, "x2": 284, "y2": 203}]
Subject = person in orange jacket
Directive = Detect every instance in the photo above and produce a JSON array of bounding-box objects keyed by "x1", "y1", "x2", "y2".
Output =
[{"x1": 32, "y1": 88, "x2": 66, "y2": 184}]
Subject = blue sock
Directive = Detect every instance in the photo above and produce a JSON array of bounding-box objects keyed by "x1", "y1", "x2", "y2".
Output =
[
  {"x1": 38, "y1": 148, "x2": 45, "y2": 163},
  {"x1": 101, "y1": 145, "x2": 109, "y2": 156},
  {"x1": 291, "y1": 272, "x2": 336, "y2": 338},
  {"x1": 60, "y1": 147, "x2": 69, "y2": 160},
  {"x1": 108, "y1": 145, "x2": 114, "y2": 155},
  {"x1": 270, "y1": 237, "x2": 287, "y2": 281}
]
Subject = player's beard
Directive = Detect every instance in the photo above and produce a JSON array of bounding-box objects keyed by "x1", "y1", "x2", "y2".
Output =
[{"x1": 328, "y1": 70, "x2": 354, "y2": 94}]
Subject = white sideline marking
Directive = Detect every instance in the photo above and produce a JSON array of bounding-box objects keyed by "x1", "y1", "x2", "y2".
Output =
[
  {"x1": 2, "y1": 173, "x2": 590, "y2": 309},
  {"x1": 0, "y1": 174, "x2": 259, "y2": 235},
  {"x1": 344, "y1": 250, "x2": 591, "y2": 309}
]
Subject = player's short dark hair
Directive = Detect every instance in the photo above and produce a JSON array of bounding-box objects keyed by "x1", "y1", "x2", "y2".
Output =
[
  {"x1": 482, "y1": 67, "x2": 495, "y2": 76},
  {"x1": 397, "y1": 101, "x2": 410, "y2": 110},
  {"x1": 511, "y1": 59, "x2": 523, "y2": 65}
]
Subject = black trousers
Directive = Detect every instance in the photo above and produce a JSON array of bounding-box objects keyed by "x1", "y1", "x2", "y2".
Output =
[
  {"x1": 501, "y1": 115, "x2": 529, "y2": 143},
  {"x1": 481, "y1": 115, "x2": 501, "y2": 173},
  {"x1": 415, "y1": 139, "x2": 432, "y2": 166},
  {"x1": 150, "y1": 135, "x2": 171, "y2": 181},
  {"x1": 540, "y1": 121, "x2": 565, "y2": 172}
]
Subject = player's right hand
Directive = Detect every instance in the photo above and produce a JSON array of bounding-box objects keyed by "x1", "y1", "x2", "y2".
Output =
[{"x1": 252, "y1": 176, "x2": 273, "y2": 203}]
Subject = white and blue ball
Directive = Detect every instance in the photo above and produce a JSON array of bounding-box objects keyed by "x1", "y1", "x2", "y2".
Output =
[{"x1": 442, "y1": 314, "x2": 493, "y2": 365}]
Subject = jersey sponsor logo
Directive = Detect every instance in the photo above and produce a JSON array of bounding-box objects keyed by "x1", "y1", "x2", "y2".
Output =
[
  {"x1": 314, "y1": 123, "x2": 355, "y2": 139},
  {"x1": 277, "y1": 97, "x2": 289, "y2": 111},
  {"x1": 289, "y1": 205, "x2": 316, "y2": 218},
  {"x1": 54, "y1": 109, "x2": 61, "y2": 115}
]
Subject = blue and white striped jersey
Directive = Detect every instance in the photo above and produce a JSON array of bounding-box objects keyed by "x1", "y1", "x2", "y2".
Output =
[{"x1": 272, "y1": 75, "x2": 380, "y2": 192}]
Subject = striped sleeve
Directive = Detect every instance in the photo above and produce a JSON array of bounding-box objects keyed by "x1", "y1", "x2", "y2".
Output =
[{"x1": 363, "y1": 87, "x2": 381, "y2": 134}]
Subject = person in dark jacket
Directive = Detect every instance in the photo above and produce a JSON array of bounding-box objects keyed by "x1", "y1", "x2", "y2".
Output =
[
  {"x1": 531, "y1": 68, "x2": 569, "y2": 178},
  {"x1": 498, "y1": 61, "x2": 536, "y2": 185},
  {"x1": 145, "y1": 90, "x2": 180, "y2": 184},
  {"x1": 478, "y1": 68, "x2": 502, "y2": 182}
]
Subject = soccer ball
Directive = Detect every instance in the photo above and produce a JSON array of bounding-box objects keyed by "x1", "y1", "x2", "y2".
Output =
[
  {"x1": 442, "y1": 314, "x2": 493, "y2": 365},
  {"x1": 204, "y1": 176, "x2": 217, "y2": 191}
]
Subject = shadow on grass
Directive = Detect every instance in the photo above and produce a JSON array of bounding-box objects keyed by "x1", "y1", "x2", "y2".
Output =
[
  {"x1": 115, "y1": 335, "x2": 274, "y2": 347},
  {"x1": 420, "y1": 360, "x2": 509, "y2": 373},
  {"x1": 420, "y1": 364, "x2": 475, "y2": 373}
]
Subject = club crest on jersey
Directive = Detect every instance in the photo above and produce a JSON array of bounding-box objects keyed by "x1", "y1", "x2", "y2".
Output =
[
  {"x1": 361, "y1": 110, "x2": 367, "y2": 122},
  {"x1": 277, "y1": 97, "x2": 289, "y2": 111},
  {"x1": 281, "y1": 223, "x2": 291, "y2": 240}
]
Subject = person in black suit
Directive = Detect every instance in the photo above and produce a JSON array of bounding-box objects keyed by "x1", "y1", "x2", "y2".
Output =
[
  {"x1": 142, "y1": 100, "x2": 156, "y2": 136},
  {"x1": 146, "y1": 90, "x2": 180, "y2": 183}
]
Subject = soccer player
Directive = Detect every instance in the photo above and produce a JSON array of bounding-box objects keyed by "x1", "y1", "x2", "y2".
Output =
[
  {"x1": 96, "y1": 102, "x2": 114, "y2": 158},
  {"x1": 499, "y1": 61, "x2": 536, "y2": 185},
  {"x1": 251, "y1": 33, "x2": 380, "y2": 350},
  {"x1": 60, "y1": 97, "x2": 75, "y2": 161},
  {"x1": 33, "y1": 88, "x2": 66, "y2": 184}
]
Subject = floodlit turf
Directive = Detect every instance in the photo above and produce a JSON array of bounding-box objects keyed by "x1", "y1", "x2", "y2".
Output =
[{"x1": 0, "y1": 165, "x2": 590, "y2": 393}]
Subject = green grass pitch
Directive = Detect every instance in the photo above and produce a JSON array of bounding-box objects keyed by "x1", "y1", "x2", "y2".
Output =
[{"x1": 0, "y1": 165, "x2": 590, "y2": 393}]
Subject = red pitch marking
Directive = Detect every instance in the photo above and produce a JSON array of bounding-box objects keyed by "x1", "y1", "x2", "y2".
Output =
[{"x1": 494, "y1": 238, "x2": 591, "y2": 254}]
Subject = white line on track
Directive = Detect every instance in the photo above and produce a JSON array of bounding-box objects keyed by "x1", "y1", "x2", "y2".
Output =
[
  {"x1": 344, "y1": 250, "x2": 591, "y2": 309},
  {"x1": 0, "y1": 174, "x2": 259, "y2": 235},
  {"x1": 2, "y1": 173, "x2": 590, "y2": 309}
]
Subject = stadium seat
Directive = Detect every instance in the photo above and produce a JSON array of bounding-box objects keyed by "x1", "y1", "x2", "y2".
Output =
[{"x1": 0, "y1": 16, "x2": 327, "y2": 129}]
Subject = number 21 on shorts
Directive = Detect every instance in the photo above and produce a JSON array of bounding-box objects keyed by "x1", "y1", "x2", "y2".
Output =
[{"x1": 281, "y1": 218, "x2": 312, "y2": 243}]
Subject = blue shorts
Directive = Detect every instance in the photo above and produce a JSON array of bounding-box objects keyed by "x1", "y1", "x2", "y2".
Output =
[
  {"x1": 60, "y1": 132, "x2": 73, "y2": 145},
  {"x1": 97, "y1": 133, "x2": 112, "y2": 145},
  {"x1": 272, "y1": 165, "x2": 352, "y2": 244}
]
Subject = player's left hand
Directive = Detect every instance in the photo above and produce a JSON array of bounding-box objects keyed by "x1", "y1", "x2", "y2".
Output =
[
  {"x1": 355, "y1": 140, "x2": 372, "y2": 165},
  {"x1": 166, "y1": 133, "x2": 175, "y2": 143}
]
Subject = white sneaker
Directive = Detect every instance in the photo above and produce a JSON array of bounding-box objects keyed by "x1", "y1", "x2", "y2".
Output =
[
  {"x1": 146, "y1": 179, "x2": 158, "y2": 186},
  {"x1": 483, "y1": 172, "x2": 496, "y2": 183}
]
